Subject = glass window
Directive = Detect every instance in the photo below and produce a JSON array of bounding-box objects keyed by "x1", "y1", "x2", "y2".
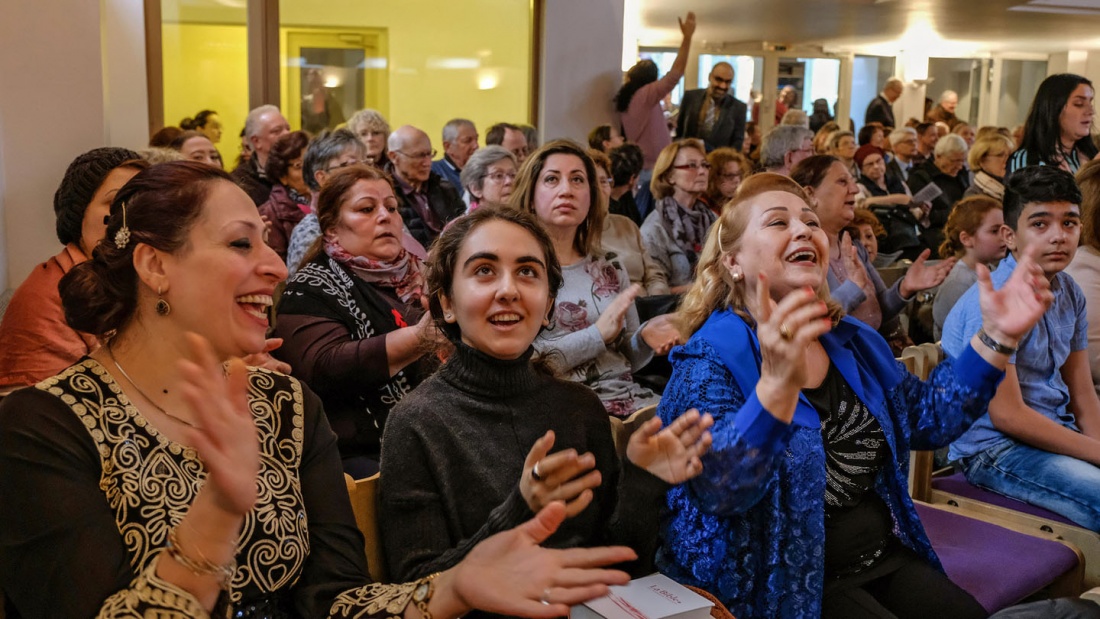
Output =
[
  {"x1": 853, "y1": 55, "x2": 896, "y2": 130},
  {"x1": 772, "y1": 57, "x2": 841, "y2": 124},
  {"x1": 698, "y1": 54, "x2": 762, "y2": 121},
  {"x1": 278, "y1": 0, "x2": 532, "y2": 145},
  {"x1": 161, "y1": 0, "x2": 248, "y2": 167},
  {"x1": 638, "y1": 47, "x2": 683, "y2": 106}
]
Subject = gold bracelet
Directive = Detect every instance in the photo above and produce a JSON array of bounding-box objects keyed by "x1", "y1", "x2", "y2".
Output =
[
  {"x1": 165, "y1": 527, "x2": 237, "y2": 589},
  {"x1": 411, "y1": 572, "x2": 441, "y2": 619}
]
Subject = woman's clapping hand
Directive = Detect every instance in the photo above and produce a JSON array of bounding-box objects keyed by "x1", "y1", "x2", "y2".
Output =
[
  {"x1": 899, "y1": 249, "x2": 956, "y2": 298},
  {"x1": 520, "y1": 431, "x2": 602, "y2": 517},
  {"x1": 626, "y1": 409, "x2": 713, "y2": 484}
]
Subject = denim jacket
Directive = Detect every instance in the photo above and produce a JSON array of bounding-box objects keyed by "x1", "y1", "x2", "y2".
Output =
[{"x1": 655, "y1": 309, "x2": 1004, "y2": 619}]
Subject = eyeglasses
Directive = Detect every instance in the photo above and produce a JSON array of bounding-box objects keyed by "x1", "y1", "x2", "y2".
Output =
[
  {"x1": 325, "y1": 158, "x2": 366, "y2": 172},
  {"x1": 672, "y1": 161, "x2": 711, "y2": 171},
  {"x1": 396, "y1": 149, "x2": 437, "y2": 160},
  {"x1": 486, "y1": 171, "x2": 517, "y2": 183}
]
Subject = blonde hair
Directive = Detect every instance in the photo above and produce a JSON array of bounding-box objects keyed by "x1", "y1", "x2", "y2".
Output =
[
  {"x1": 651, "y1": 138, "x2": 707, "y2": 199},
  {"x1": 968, "y1": 134, "x2": 1014, "y2": 171},
  {"x1": 676, "y1": 173, "x2": 843, "y2": 337}
]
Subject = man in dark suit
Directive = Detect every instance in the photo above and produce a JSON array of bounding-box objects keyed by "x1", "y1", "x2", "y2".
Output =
[
  {"x1": 676, "y1": 62, "x2": 747, "y2": 152},
  {"x1": 864, "y1": 77, "x2": 903, "y2": 129}
]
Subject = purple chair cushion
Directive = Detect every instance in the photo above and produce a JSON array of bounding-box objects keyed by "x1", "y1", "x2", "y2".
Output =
[
  {"x1": 932, "y1": 472, "x2": 1079, "y2": 527},
  {"x1": 916, "y1": 503, "x2": 1079, "y2": 613}
]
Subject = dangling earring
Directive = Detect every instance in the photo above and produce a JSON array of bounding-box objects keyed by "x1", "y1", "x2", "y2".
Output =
[{"x1": 155, "y1": 286, "x2": 171, "y2": 316}]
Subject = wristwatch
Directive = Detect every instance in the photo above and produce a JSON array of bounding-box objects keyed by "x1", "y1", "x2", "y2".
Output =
[{"x1": 412, "y1": 572, "x2": 440, "y2": 619}]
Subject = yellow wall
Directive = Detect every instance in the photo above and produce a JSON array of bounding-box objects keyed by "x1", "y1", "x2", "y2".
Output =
[
  {"x1": 161, "y1": 0, "x2": 531, "y2": 161},
  {"x1": 162, "y1": 23, "x2": 249, "y2": 166}
]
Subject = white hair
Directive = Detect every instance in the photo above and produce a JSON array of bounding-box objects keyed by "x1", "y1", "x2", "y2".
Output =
[
  {"x1": 243, "y1": 104, "x2": 281, "y2": 139},
  {"x1": 441, "y1": 118, "x2": 475, "y2": 144}
]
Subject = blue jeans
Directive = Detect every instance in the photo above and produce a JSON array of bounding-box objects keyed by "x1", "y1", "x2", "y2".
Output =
[
  {"x1": 635, "y1": 169, "x2": 655, "y2": 220},
  {"x1": 962, "y1": 440, "x2": 1100, "y2": 531}
]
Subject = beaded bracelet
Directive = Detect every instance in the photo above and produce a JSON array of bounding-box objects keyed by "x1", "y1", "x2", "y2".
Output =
[{"x1": 166, "y1": 526, "x2": 237, "y2": 590}]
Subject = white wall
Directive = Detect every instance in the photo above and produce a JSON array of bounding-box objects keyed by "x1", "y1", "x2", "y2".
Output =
[
  {"x1": 0, "y1": 0, "x2": 148, "y2": 291},
  {"x1": 538, "y1": 0, "x2": 625, "y2": 143}
]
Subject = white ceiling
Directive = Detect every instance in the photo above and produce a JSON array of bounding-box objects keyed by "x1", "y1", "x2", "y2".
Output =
[{"x1": 636, "y1": 0, "x2": 1100, "y2": 56}]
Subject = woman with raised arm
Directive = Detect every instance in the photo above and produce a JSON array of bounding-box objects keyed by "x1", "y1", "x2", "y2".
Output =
[
  {"x1": 655, "y1": 172, "x2": 1052, "y2": 619},
  {"x1": 0, "y1": 161, "x2": 639, "y2": 619}
]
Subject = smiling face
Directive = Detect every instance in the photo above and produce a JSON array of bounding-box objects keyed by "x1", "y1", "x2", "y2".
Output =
[
  {"x1": 80, "y1": 166, "x2": 141, "y2": 258},
  {"x1": 532, "y1": 153, "x2": 591, "y2": 238},
  {"x1": 329, "y1": 178, "x2": 405, "y2": 262},
  {"x1": 807, "y1": 161, "x2": 860, "y2": 234},
  {"x1": 159, "y1": 181, "x2": 288, "y2": 359},
  {"x1": 1006, "y1": 200, "x2": 1080, "y2": 277},
  {"x1": 708, "y1": 64, "x2": 734, "y2": 100},
  {"x1": 180, "y1": 135, "x2": 223, "y2": 169},
  {"x1": 439, "y1": 219, "x2": 555, "y2": 360},
  {"x1": 728, "y1": 190, "x2": 829, "y2": 302},
  {"x1": 1060, "y1": 83, "x2": 1095, "y2": 144}
]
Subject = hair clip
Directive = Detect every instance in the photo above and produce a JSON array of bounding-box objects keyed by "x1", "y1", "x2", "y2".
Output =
[{"x1": 114, "y1": 201, "x2": 131, "y2": 249}]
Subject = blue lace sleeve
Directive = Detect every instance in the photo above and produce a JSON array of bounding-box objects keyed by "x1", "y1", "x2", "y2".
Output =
[
  {"x1": 897, "y1": 343, "x2": 1004, "y2": 451},
  {"x1": 660, "y1": 343, "x2": 793, "y2": 516}
]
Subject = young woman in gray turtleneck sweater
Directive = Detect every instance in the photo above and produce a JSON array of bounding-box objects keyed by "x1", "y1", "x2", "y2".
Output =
[{"x1": 378, "y1": 207, "x2": 713, "y2": 594}]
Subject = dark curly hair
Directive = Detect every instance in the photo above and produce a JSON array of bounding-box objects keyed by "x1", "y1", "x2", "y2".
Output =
[
  {"x1": 265, "y1": 130, "x2": 311, "y2": 182},
  {"x1": 614, "y1": 59, "x2": 659, "y2": 113},
  {"x1": 60, "y1": 161, "x2": 230, "y2": 337},
  {"x1": 425, "y1": 206, "x2": 563, "y2": 348}
]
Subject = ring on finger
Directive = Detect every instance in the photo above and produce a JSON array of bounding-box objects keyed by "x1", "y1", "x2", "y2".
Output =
[
  {"x1": 531, "y1": 461, "x2": 544, "y2": 481},
  {"x1": 540, "y1": 587, "x2": 552, "y2": 605},
  {"x1": 779, "y1": 323, "x2": 793, "y2": 340}
]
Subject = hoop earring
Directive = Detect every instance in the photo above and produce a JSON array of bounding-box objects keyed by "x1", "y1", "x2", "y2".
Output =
[{"x1": 155, "y1": 286, "x2": 171, "y2": 317}]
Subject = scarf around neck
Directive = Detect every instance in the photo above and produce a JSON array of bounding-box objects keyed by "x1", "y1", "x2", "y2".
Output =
[
  {"x1": 323, "y1": 235, "x2": 424, "y2": 304},
  {"x1": 972, "y1": 170, "x2": 1005, "y2": 201},
  {"x1": 656, "y1": 195, "x2": 717, "y2": 262}
]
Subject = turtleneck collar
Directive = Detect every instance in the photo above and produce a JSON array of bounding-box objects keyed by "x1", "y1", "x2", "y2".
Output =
[{"x1": 438, "y1": 340, "x2": 542, "y2": 398}]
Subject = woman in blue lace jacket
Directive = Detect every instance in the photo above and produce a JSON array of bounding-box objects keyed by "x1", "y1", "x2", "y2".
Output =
[{"x1": 656, "y1": 173, "x2": 1053, "y2": 619}]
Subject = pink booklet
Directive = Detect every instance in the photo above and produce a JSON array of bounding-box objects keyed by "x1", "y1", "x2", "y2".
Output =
[{"x1": 570, "y1": 574, "x2": 713, "y2": 619}]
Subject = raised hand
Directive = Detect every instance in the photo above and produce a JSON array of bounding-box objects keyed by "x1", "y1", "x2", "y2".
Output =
[
  {"x1": 595, "y1": 284, "x2": 642, "y2": 344},
  {"x1": 626, "y1": 409, "x2": 714, "y2": 484},
  {"x1": 520, "y1": 431, "x2": 602, "y2": 517},
  {"x1": 451, "y1": 502, "x2": 635, "y2": 618},
  {"x1": 754, "y1": 274, "x2": 832, "y2": 423},
  {"x1": 978, "y1": 244, "x2": 1053, "y2": 344},
  {"x1": 678, "y1": 11, "x2": 696, "y2": 39},
  {"x1": 241, "y1": 337, "x2": 291, "y2": 374},
  {"x1": 899, "y1": 249, "x2": 956, "y2": 297},
  {"x1": 840, "y1": 233, "x2": 869, "y2": 289},
  {"x1": 177, "y1": 333, "x2": 260, "y2": 516}
]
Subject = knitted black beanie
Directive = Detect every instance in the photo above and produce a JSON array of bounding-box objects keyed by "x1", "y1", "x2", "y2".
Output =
[{"x1": 53, "y1": 147, "x2": 141, "y2": 246}]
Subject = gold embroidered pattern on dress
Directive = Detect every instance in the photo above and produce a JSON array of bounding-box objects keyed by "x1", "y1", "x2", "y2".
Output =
[
  {"x1": 328, "y1": 581, "x2": 419, "y2": 619},
  {"x1": 39, "y1": 360, "x2": 310, "y2": 608}
]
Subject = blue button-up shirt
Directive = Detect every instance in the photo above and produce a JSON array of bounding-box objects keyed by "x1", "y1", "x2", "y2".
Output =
[{"x1": 942, "y1": 253, "x2": 1089, "y2": 461}]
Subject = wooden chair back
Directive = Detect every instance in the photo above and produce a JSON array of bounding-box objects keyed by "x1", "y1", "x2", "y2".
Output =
[
  {"x1": 344, "y1": 472, "x2": 388, "y2": 583},
  {"x1": 609, "y1": 404, "x2": 658, "y2": 458}
]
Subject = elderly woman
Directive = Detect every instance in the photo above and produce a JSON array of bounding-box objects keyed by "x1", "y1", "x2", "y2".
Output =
[
  {"x1": 275, "y1": 165, "x2": 436, "y2": 477},
  {"x1": 258, "y1": 130, "x2": 312, "y2": 261},
  {"x1": 285, "y1": 129, "x2": 376, "y2": 273},
  {"x1": 854, "y1": 144, "x2": 911, "y2": 208},
  {"x1": 589, "y1": 149, "x2": 670, "y2": 296},
  {"x1": 1008, "y1": 73, "x2": 1097, "y2": 175},
  {"x1": 0, "y1": 160, "x2": 638, "y2": 618},
  {"x1": 347, "y1": 108, "x2": 391, "y2": 166},
  {"x1": 907, "y1": 134, "x2": 971, "y2": 254},
  {"x1": 641, "y1": 139, "x2": 717, "y2": 294},
  {"x1": 170, "y1": 131, "x2": 222, "y2": 168},
  {"x1": 965, "y1": 133, "x2": 1014, "y2": 201},
  {"x1": 511, "y1": 140, "x2": 681, "y2": 417},
  {"x1": 379, "y1": 206, "x2": 712, "y2": 582},
  {"x1": 656, "y1": 171, "x2": 1052, "y2": 619},
  {"x1": 0, "y1": 148, "x2": 146, "y2": 394},
  {"x1": 704, "y1": 147, "x2": 749, "y2": 215},
  {"x1": 459, "y1": 145, "x2": 517, "y2": 210},
  {"x1": 792, "y1": 155, "x2": 951, "y2": 332}
]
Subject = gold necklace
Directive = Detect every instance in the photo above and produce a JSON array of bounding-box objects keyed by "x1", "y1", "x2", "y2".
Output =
[{"x1": 107, "y1": 344, "x2": 199, "y2": 430}]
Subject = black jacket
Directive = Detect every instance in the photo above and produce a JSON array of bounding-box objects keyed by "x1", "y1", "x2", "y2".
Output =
[
  {"x1": 389, "y1": 169, "x2": 465, "y2": 249},
  {"x1": 906, "y1": 158, "x2": 969, "y2": 257},
  {"x1": 864, "y1": 94, "x2": 896, "y2": 129},
  {"x1": 676, "y1": 89, "x2": 747, "y2": 152},
  {"x1": 230, "y1": 157, "x2": 274, "y2": 206}
]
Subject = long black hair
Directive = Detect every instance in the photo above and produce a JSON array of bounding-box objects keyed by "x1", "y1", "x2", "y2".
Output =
[
  {"x1": 1018, "y1": 73, "x2": 1098, "y2": 166},
  {"x1": 614, "y1": 60, "x2": 659, "y2": 113}
]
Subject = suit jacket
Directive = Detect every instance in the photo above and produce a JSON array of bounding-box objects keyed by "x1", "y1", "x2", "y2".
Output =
[
  {"x1": 864, "y1": 94, "x2": 896, "y2": 128},
  {"x1": 886, "y1": 156, "x2": 916, "y2": 183},
  {"x1": 676, "y1": 89, "x2": 747, "y2": 152}
]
